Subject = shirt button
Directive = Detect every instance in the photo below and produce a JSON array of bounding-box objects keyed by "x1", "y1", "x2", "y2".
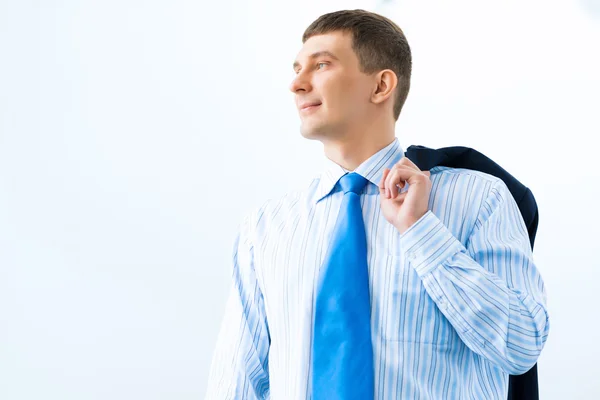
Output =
[{"x1": 407, "y1": 252, "x2": 415, "y2": 260}]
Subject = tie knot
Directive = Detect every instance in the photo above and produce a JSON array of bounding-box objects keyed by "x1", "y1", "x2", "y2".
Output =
[{"x1": 338, "y1": 172, "x2": 369, "y2": 195}]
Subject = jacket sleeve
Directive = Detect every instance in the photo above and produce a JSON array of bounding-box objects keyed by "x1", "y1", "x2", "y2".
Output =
[
  {"x1": 205, "y1": 213, "x2": 271, "y2": 399},
  {"x1": 399, "y1": 179, "x2": 550, "y2": 375}
]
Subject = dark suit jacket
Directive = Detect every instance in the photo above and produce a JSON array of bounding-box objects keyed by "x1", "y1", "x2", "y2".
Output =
[{"x1": 406, "y1": 145, "x2": 540, "y2": 400}]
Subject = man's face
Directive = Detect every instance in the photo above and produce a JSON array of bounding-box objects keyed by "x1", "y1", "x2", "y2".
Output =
[{"x1": 290, "y1": 31, "x2": 374, "y2": 141}]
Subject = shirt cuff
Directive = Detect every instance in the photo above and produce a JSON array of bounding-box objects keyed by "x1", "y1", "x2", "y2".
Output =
[{"x1": 399, "y1": 210, "x2": 467, "y2": 276}]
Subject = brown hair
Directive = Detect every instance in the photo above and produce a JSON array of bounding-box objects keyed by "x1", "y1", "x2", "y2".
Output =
[{"x1": 302, "y1": 9, "x2": 412, "y2": 121}]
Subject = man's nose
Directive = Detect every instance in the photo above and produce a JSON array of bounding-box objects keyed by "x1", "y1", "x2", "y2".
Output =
[{"x1": 289, "y1": 72, "x2": 311, "y2": 94}]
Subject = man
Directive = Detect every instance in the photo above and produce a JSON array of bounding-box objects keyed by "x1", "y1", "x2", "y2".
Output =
[{"x1": 205, "y1": 9, "x2": 549, "y2": 399}]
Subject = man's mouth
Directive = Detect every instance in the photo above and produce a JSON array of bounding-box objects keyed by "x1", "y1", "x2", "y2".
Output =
[{"x1": 301, "y1": 103, "x2": 321, "y2": 112}]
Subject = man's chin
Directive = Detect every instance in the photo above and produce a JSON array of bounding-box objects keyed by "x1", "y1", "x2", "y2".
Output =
[
  {"x1": 300, "y1": 122, "x2": 328, "y2": 141},
  {"x1": 300, "y1": 130, "x2": 319, "y2": 140}
]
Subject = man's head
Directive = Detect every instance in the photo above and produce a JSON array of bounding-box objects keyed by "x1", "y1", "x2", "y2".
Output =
[{"x1": 290, "y1": 9, "x2": 412, "y2": 143}]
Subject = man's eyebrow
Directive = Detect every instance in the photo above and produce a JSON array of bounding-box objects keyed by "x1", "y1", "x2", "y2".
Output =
[{"x1": 293, "y1": 51, "x2": 339, "y2": 70}]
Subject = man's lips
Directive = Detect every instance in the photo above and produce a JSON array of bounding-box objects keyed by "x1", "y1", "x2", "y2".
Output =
[{"x1": 300, "y1": 103, "x2": 321, "y2": 112}]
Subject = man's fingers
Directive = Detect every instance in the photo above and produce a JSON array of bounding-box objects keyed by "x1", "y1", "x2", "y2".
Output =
[
  {"x1": 392, "y1": 158, "x2": 430, "y2": 177},
  {"x1": 379, "y1": 168, "x2": 391, "y2": 198},
  {"x1": 398, "y1": 156, "x2": 419, "y2": 170},
  {"x1": 385, "y1": 166, "x2": 413, "y2": 197},
  {"x1": 385, "y1": 166, "x2": 430, "y2": 197},
  {"x1": 386, "y1": 168, "x2": 404, "y2": 198},
  {"x1": 390, "y1": 191, "x2": 408, "y2": 202},
  {"x1": 380, "y1": 164, "x2": 430, "y2": 199},
  {"x1": 379, "y1": 168, "x2": 390, "y2": 190}
]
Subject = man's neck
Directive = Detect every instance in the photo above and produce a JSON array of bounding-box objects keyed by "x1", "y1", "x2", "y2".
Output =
[{"x1": 324, "y1": 134, "x2": 396, "y2": 171}]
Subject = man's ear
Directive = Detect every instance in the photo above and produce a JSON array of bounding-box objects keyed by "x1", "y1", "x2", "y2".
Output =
[{"x1": 371, "y1": 69, "x2": 398, "y2": 105}]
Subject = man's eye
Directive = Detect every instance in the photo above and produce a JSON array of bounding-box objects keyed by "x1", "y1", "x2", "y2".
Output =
[{"x1": 294, "y1": 63, "x2": 327, "y2": 74}]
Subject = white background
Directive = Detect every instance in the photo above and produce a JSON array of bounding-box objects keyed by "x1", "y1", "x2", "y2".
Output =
[{"x1": 1, "y1": 0, "x2": 599, "y2": 398}]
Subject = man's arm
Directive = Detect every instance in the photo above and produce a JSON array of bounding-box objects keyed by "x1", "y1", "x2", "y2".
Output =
[
  {"x1": 399, "y1": 179, "x2": 550, "y2": 375},
  {"x1": 205, "y1": 214, "x2": 270, "y2": 399}
]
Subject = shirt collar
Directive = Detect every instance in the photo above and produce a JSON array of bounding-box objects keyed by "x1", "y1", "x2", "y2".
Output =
[{"x1": 313, "y1": 137, "x2": 405, "y2": 204}]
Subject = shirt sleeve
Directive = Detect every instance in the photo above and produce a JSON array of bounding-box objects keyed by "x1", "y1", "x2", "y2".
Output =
[
  {"x1": 399, "y1": 178, "x2": 550, "y2": 375},
  {"x1": 205, "y1": 213, "x2": 271, "y2": 399}
]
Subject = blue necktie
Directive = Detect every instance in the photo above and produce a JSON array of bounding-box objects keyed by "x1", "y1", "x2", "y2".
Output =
[{"x1": 312, "y1": 172, "x2": 374, "y2": 400}]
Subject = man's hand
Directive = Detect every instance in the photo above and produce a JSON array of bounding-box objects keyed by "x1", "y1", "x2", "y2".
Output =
[{"x1": 378, "y1": 157, "x2": 432, "y2": 235}]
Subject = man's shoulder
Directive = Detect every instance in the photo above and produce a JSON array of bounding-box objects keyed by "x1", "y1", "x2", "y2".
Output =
[
  {"x1": 430, "y1": 165, "x2": 504, "y2": 185},
  {"x1": 430, "y1": 166, "x2": 516, "y2": 209},
  {"x1": 242, "y1": 175, "x2": 321, "y2": 232},
  {"x1": 430, "y1": 165, "x2": 511, "y2": 195}
]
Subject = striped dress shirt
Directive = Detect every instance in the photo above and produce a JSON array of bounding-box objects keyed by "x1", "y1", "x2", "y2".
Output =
[{"x1": 205, "y1": 137, "x2": 550, "y2": 399}]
